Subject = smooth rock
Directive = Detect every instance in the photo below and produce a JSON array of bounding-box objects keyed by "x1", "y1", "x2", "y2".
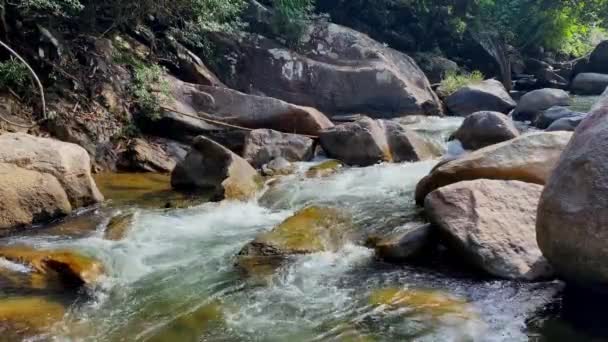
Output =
[
  {"x1": 445, "y1": 79, "x2": 516, "y2": 116},
  {"x1": 546, "y1": 114, "x2": 586, "y2": 132},
  {"x1": 534, "y1": 106, "x2": 585, "y2": 130},
  {"x1": 0, "y1": 133, "x2": 103, "y2": 208},
  {"x1": 512, "y1": 88, "x2": 571, "y2": 121},
  {"x1": 373, "y1": 224, "x2": 433, "y2": 262},
  {"x1": 171, "y1": 136, "x2": 261, "y2": 201},
  {"x1": 369, "y1": 288, "x2": 473, "y2": 320},
  {"x1": 118, "y1": 138, "x2": 179, "y2": 173},
  {"x1": 571, "y1": 72, "x2": 608, "y2": 95},
  {"x1": 0, "y1": 163, "x2": 72, "y2": 232},
  {"x1": 537, "y1": 89, "x2": 608, "y2": 290},
  {"x1": 305, "y1": 159, "x2": 344, "y2": 178},
  {"x1": 451, "y1": 111, "x2": 519, "y2": 150},
  {"x1": 261, "y1": 157, "x2": 296, "y2": 177},
  {"x1": 242, "y1": 129, "x2": 314, "y2": 169},
  {"x1": 415, "y1": 131, "x2": 572, "y2": 205},
  {"x1": 425, "y1": 180, "x2": 552, "y2": 280}
]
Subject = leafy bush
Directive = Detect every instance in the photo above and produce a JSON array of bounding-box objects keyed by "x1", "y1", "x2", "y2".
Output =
[
  {"x1": 271, "y1": 0, "x2": 315, "y2": 46},
  {"x1": 437, "y1": 70, "x2": 484, "y2": 97},
  {"x1": 0, "y1": 58, "x2": 31, "y2": 93}
]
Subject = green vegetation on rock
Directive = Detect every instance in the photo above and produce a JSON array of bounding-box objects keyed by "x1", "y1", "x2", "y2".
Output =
[{"x1": 437, "y1": 70, "x2": 484, "y2": 97}]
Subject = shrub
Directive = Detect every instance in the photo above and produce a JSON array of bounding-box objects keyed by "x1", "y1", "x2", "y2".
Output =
[
  {"x1": 271, "y1": 0, "x2": 315, "y2": 46},
  {"x1": 0, "y1": 58, "x2": 31, "y2": 94},
  {"x1": 437, "y1": 70, "x2": 484, "y2": 97}
]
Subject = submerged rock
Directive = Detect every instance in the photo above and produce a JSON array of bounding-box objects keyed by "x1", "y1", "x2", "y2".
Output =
[
  {"x1": 369, "y1": 288, "x2": 473, "y2": 320},
  {"x1": 104, "y1": 212, "x2": 134, "y2": 241},
  {"x1": 0, "y1": 163, "x2": 72, "y2": 233},
  {"x1": 451, "y1": 111, "x2": 519, "y2": 150},
  {"x1": 512, "y1": 88, "x2": 571, "y2": 122},
  {"x1": 445, "y1": 79, "x2": 516, "y2": 116},
  {"x1": 0, "y1": 133, "x2": 103, "y2": 208},
  {"x1": 237, "y1": 206, "x2": 353, "y2": 274},
  {"x1": 537, "y1": 89, "x2": 608, "y2": 291},
  {"x1": 415, "y1": 131, "x2": 572, "y2": 205},
  {"x1": 0, "y1": 245, "x2": 104, "y2": 288},
  {"x1": 242, "y1": 129, "x2": 314, "y2": 169},
  {"x1": 305, "y1": 160, "x2": 344, "y2": 178},
  {"x1": 0, "y1": 296, "x2": 66, "y2": 339},
  {"x1": 425, "y1": 180, "x2": 552, "y2": 280},
  {"x1": 171, "y1": 136, "x2": 262, "y2": 201},
  {"x1": 319, "y1": 117, "x2": 436, "y2": 166},
  {"x1": 146, "y1": 301, "x2": 224, "y2": 342}
]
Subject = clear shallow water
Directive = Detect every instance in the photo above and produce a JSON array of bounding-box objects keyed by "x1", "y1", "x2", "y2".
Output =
[{"x1": 0, "y1": 116, "x2": 568, "y2": 341}]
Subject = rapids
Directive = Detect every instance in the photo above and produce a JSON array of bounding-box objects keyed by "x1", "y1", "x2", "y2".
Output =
[{"x1": 0, "y1": 116, "x2": 570, "y2": 341}]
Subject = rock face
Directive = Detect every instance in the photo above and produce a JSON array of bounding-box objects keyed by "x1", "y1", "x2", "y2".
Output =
[
  {"x1": 534, "y1": 106, "x2": 586, "y2": 130},
  {"x1": 171, "y1": 136, "x2": 261, "y2": 200},
  {"x1": 425, "y1": 180, "x2": 552, "y2": 280},
  {"x1": 537, "y1": 90, "x2": 608, "y2": 289},
  {"x1": 0, "y1": 163, "x2": 72, "y2": 232},
  {"x1": 242, "y1": 129, "x2": 315, "y2": 168},
  {"x1": 319, "y1": 117, "x2": 436, "y2": 166},
  {"x1": 546, "y1": 114, "x2": 586, "y2": 132},
  {"x1": 512, "y1": 88, "x2": 571, "y2": 121},
  {"x1": 451, "y1": 111, "x2": 519, "y2": 150},
  {"x1": 415, "y1": 131, "x2": 572, "y2": 205},
  {"x1": 571, "y1": 73, "x2": 608, "y2": 95},
  {"x1": 212, "y1": 21, "x2": 443, "y2": 117},
  {"x1": 445, "y1": 80, "x2": 516, "y2": 116},
  {"x1": 160, "y1": 76, "x2": 334, "y2": 137},
  {"x1": 0, "y1": 133, "x2": 103, "y2": 208}
]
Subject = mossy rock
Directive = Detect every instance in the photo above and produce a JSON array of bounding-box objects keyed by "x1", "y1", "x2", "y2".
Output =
[
  {"x1": 104, "y1": 212, "x2": 134, "y2": 241},
  {"x1": 0, "y1": 296, "x2": 66, "y2": 339},
  {"x1": 0, "y1": 245, "x2": 104, "y2": 289},
  {"x1": 369, "y1": 288, "x2": 474, "y2": 320},
  {"x1": 237, "y1": 206, "x2": 353, "y2": 276},
  {"x1": 305, "y1": 160, "x2": 344, "y2": 178}
]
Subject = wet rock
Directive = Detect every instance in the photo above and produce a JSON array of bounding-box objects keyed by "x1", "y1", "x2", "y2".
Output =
[
  {"x1": 373, "y1": 224, "x2": 433, "y2": 262},
  {"x1": 425, "y1": 180, "x2": 552, "y2": 280},
  {"x1": 512, "y1": 88, "x2": 571, "y2": 122},
  {"x1": 319, "y1": 117, "x2": 436, "y2": 166},
  {"x1": 242, "y1": 129, "x2": 314, "y2": 169},
  {"x1": 369, "y1": 288, "x2": 473, "y2": 320},
  {"x1": 261, "y1": 157, "x2": 296, "y2": 177},
  {"x1": 305, "y1": 159, "x2": 344, "y2": 178},
  {"x1": 211, "y1": 20, "x2": 443, "y2": 118},
  {"x1": 534, "y1": 106, "x2": 586, "y2": 130},
  {"x1": 445, "y1": 79, "x2": 516, "y2": 116},
  {"x1": 104, "y1": 212, "x2": 134, "y2": 241},
  {"x1": 237, "y1": 206, "x2": 353, "y2": 274},
  {"x1": 146, "y1": 301, "x2": 224, "y2": 342},
  {"x1": 0, "y1": 297, "x2": 66, "y2": 339},
  {"x1": 546, "y1": 114, "x2": 586, "y2": 132},
  {"x1": 537, "y1": 90, "x2": 608, "y2": 290},
  {"x1": 415, "y1": 132, "x2": 572, "y2": 205},
  {"x1": 571, "y1": 72, "x2": 608, "y2": 95},
  {"x1": 171, "y1": 136, "x2": 261, "y2": 201},
  {"x1": 0, "y1": 133, "x2": 103, "y2": 208},
  {"x1": 118, "y1": 138, "x2": 180, "y2": 173},
  {"x1": 451, "y1": 111, "x2": 519, "y2": 150},
  {"x1": 0, "y1": 163, "x2": 72, "y2": 232},
  {"x1": 161, "y1": 76, "x2": 334, "y2": 137},
  {"x1": 0, "y1": 245, "x2": 104, "y2": 288}
]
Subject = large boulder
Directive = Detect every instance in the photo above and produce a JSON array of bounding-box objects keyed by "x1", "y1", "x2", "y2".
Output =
[
  {"x1": 451, "y1": 111, "x2": 519, "y2": 150},
  {"x1": 571, "y1": 73, "x2": 608, "y2": 95},
  {"x1": 161, "y1": 77, "x2": 333, "y2": 137},
  {"x1": 512, "y1": 88, "x2": 571, "y2": 121},
  {"x1": 586, "y1": 41, "x2": 608, "y2": 74},
  {"x1": 319, "y1": 117, "x2": 436, "y2": 166},
  {"x1": 534, "y1": 106, "x2": 586, "y2": 130},
  {"x1": 537, "y1": 89, "x2": 608, "y2": 290},
  {"x1": 117, "y1": 138, "x2": 184, "y2": 173},
  {"x1": 445, "y1": 79, "x2": 516, "y2": 116},
  {"x1": 0, "y1": 163, "x2": 72, "y2": 232},
  {"x1": 415, "y1": 131, "x2": 572, "y2": 205},
  {"x1": 242, "y1": 129, "x2": 315, "y2": 169},
  {"x1": 413, "y1": 52, "x2": 460, "y2": 84},
  {"x1": 425, "y1": 179, "x2": 552, "y2": 280},
  {"x1": 171, "y1": 136, "x2": 261, "y2": 200},
  {"x1": 211, "y1": 21, "x2": 443, "y2": 118},
  {"x1": 0, "y1": 133, "x2": 103, "y2": 208}
]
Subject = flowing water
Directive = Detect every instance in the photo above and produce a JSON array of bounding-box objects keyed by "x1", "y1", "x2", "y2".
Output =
[{"x1": 0, "y1": 116, "x2": 571, "y2": 341}]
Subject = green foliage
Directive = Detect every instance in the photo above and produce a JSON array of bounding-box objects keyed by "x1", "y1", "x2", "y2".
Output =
[
  {"x1": 271, "y1": 0, "x2": 315, "y2": 46},
  {"x1": 0, "y1": 58, "x2": 30, "y2": 93},
  {"x1": 437, "y1": 70, "x2": 484, "y2": 97},
  {"x1": 18, "y1": 0, "x2": 83, "y2": 16}
]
